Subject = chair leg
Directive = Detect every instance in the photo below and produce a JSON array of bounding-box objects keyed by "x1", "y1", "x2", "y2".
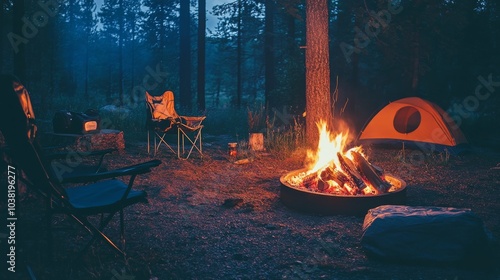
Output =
[
  {"x1": 177, "y1": 128, "x2": 181, "y2": 159},
  {"x1": 156, "y1": 132, "x2": 177, "y2": 155},
  {"x1": 120, "y1": 209, "x2": 125, "y2": 251},
  {"x1": 46, "y1": 200, "x2": 54, "y2": 262},
  {"x1": 147, "y1": 130, "x2": 150, "y2": 155},
  {"x1": 199, "y1": 128, "x2": 203, "y2": 156},
  {"x1": 76, "y1": 214, "x2": 125, "y2": 259},
  {"x1": 177, "y1": 128, "x2": 203, "y2": 160},
  {"x1": 154, "y1": 132, "x2": 157, "y2": 156}
]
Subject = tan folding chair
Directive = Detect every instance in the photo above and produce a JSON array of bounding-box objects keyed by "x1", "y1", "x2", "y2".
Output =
[
  {"x1": 145, "y1": 91, "x2": 179, "y2": 156},
  {"x1": 146, "y1": 91, "x2": 206, "y2": 159}
]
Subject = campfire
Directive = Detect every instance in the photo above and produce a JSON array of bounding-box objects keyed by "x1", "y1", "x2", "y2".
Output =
[
  {"x1": 287, "y1": 121, "x2": 402, "y2": 196},
  {"x1": 280, "y1": 120, "x2": 406, "y2": 215}
]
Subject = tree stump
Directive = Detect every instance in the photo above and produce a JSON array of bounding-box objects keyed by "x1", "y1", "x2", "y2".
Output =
[
  {"x1": 248, "y1": 133, "x2": 264, "y2": 151},
  {"x1": 44, "y1": 129, "x2": 125, "y2": 153}
]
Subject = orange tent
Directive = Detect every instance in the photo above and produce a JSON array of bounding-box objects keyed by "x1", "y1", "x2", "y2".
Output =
[{"x1": 358, "y1": 97, "x2": 467, "y2": 147}]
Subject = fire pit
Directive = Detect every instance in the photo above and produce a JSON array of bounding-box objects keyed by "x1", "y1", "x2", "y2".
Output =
[
  {"x1": 279, "y1": 120, "x2": 407, "y2": 216},
  {"x1": 280, "y1": 170, "x2": 406, "y2": 216}
]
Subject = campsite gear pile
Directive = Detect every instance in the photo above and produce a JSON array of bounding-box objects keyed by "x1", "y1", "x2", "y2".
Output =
[{"x1": 53, "y1": 109, "x2": 101, "y2": 134}]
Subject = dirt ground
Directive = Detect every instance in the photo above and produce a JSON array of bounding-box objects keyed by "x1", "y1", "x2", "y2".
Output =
[{"x1": 3, "y1": 135, "x2": 500, "y2": 280}]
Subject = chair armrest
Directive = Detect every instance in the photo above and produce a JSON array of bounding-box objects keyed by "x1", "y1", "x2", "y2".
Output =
[
  {"x1": 45, "y1": 148, "x2": 117, "y2": 161},
  {"x1": 179, "y1": 116, "x2": 206, "y2": 128},
  {"x1": 180, "y1": 116, "x2": 206, "y2": 122},
  {"x1": 61, "y1": 159, "x2": 162, "y2": 183}
]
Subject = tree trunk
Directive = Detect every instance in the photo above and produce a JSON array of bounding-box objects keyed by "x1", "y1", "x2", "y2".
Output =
[
  {"x1": 265, "y1": 0, "x2": 275, "y2": 109},
  {"x1": 118, "y1": 0, "x2": 124, "y2": 106},
  {"x1": 0, "y1": 0, "x2": 5, "y2": 73},
  {"x1": 180, "y1": 0, "x2": 192, "y2": 109},
  {"x1": 131, "y1": 10, "x2": 137, "y2": 97},
  {"x1": 236, "y1": 0, "x2": 243, "y2": 109},
  {"x1": 107, "y1": 38, "x2": 112, "y2": 101},
  {"x1": 411, "y1": 22, "x2": 420, "y2": 96},
  {"x1": 84, "y1": 33, "x2": 90, "y2": 98},
  {"x1": 47, "y1": 16, "x2": 57, "y2": 109},
  {"x1": 67, "y1": 0, "x2": 76, "y2": 96},
  {"x1": 197, "y1": 0, "x2": 206, "y2": 111},
  {"x1": 305, "y1": 0, "x2": 332, "y2": 148},
  {"x1": 13, "y1": 0, "x2": 26, "y2": 81}
]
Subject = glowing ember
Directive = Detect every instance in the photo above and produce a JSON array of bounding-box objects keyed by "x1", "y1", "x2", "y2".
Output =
[{"x1": 288, "y1": 120, "x2": 400, "y2": 196}]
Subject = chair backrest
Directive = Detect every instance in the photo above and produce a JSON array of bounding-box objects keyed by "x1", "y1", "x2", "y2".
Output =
[
  {"x1": 0, "y1": 74, "x2": 68, "y2": 200},
  {"x1": 145, "y1": 91, "x2": 179, "y2": 120}
]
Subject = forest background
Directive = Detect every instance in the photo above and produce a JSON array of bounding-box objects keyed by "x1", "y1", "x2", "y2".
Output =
[{"x1": 1, "y1": 0, "x2": 499, "y2": 150}]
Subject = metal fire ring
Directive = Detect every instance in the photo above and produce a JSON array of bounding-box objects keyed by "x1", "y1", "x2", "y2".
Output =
[{"x1": 280, "y1": 169, "x2": 407, "y2": 216}]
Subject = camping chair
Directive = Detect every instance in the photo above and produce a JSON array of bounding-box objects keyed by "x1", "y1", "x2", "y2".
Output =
[
  {"x1": 0, "y1": 74, "x2": 161, "y2": 260},
  {"x1": 146, "y1": 90, "x2": 180, "y2": 156},
  {"x1": 146, "y1": 91, "x2": 205, "y2": 159}
]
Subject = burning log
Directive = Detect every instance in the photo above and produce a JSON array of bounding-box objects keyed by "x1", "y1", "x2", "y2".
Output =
[
  {"x1": 331, "y1": 169, "x2": 350, "y2": 190},
  {"x1": 299, "y1": 171, "x2": 319, "y2": 190},
  {"x1": 351, "y1": 151, "x2": 392, "y2": 194},
  {"x1": 370, "y1": 163, "x2": 384, "y2": 177},
  {"x1": 337, "y1": 152, "x2": 366, "y2": 194},
  {"x1": 318, "y1": 167, "x2": 351, "y2": 194},
  {"x1": 317, "y1": 179, "x2": 329, "y2": 192},
  {"x1": 319, "y1": 166, "x2": 335, "y2": 181}
]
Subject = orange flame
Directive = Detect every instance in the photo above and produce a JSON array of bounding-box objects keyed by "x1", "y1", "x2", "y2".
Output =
[
  {"x1": 288, "y1": 119, "x2": 397, "y2": 195},
  {"x1": 306, "y1": 120, "x2": 363, "y2": 173},
  {"x1": 303, "y1": 120, "x2": 376, "y2": 194}
]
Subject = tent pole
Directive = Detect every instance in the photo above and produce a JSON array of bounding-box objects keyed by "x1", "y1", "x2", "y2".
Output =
[{"x1": 402, "y1": 142, "x2": 405, "y2": 162}]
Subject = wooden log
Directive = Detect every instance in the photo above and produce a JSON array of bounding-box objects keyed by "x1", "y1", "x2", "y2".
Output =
[
  {"x1": 317, "y1": 166, "x2": 352, "y2": 194},
  {"x1": 332, "y1": 168, "x2": 350, "y2": 188},
  {"x1": 337, "y1": 152, "x2": 366, "y2": 194},
  {"x1": 343, "y1": 155, "x2": 368, "y2": 191},
  {"x1": 319, "y1": 166, "x2": 334, "y2": 181},
  {"x1": 351, "y1": 151, "x2": 392, "y2": 194},
  {"x1": 299, "y1": 171, "x2": 319, "y2": 190},
  {"x1": 370, "y1": 163, "x2": 384, "y2": 177},
  {"x1": 317, "y1": 179, "x2": 329, "y2": 191}
]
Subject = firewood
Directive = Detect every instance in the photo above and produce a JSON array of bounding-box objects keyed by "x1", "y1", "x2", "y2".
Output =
[
  {"x1": 299, "y1": 172, "x2": 319, "y2": 190},
  {"x1": 317, "y1": 179, "x2": 329, "y2": 191},
  {"x1": 332, "y1": 168, "x2": 349, "y2": 188},
  {"x1": 319, "y1": 166, "x2": 335, "y2": 181},
  {"x1": 369, "y1": 163, "x2": 384, "y2": 176},
  {"x1": 337, "y1": 152, "x2": 366, "y2": 194},
  {"x1": 351, "y1": 151, "x2": 392, "y2": 194},
  {"x1": 343, "y1": 156, "x2": 368, "y2": 192}
]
